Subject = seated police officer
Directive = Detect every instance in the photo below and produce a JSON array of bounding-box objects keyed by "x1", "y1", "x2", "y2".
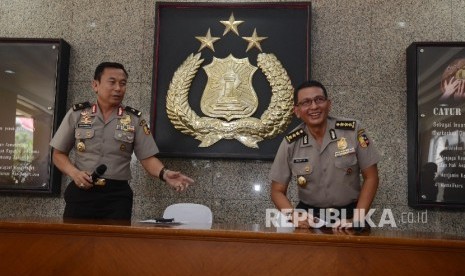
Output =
[
  {"x1": 269, "y1": 80, "x2": 380, "y2": 229},
  {"x1": 50, "y1": 62, "x2": 194, "y2": 221}
]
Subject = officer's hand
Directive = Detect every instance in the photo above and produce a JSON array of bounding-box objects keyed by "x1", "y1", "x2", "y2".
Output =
[
  {"x1": 332, "y1": 218, "x2": 353, "y2": 229},
  {"x1": 165, "y1": 170, "x2": 195, "y2": 192},
  {"x1": 295, "y1": 219, "x2": 310, "y2": 228},
  {"x1": 71, "y1": 170, "x2": 93, "y2": 190},
  {"x1": 289, "y1": 211, "x2": 310, "y2": 228},
  {"x1": 332, "y1": 226, "x2": 357, "y2": 235}
]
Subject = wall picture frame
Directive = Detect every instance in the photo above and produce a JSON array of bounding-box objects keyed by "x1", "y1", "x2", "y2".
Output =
[
  {"x1": 407, "y1": 42, "x2": 465, "y2": 208},
  {"x1": 0, "y1": 38, "x2": 70, "y2": 195}
]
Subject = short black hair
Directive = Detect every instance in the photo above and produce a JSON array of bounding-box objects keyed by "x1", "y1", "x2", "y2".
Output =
[
  {"x1": 93, "y1": 62, "x2": 128, "y2": 81},
  {"x1": 294, "y1": 80, "x2": 328, "y2": 105}
]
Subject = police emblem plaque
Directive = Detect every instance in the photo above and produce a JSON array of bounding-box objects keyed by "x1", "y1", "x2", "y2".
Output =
[{"x1": 152, "y1": 2, "x2": 311, "y2": 159}]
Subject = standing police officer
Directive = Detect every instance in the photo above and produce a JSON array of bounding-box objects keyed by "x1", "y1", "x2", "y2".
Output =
[
  {"x1": 50, "y1": 62, "x2": 194, "y2": 221},
  {"x1": 270, "y1": 80, "x2": 380, "y2": 229}
]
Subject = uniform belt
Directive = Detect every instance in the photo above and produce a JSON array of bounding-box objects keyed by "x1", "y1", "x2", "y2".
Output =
[
  {"x1": 93, "y1": 178, "x2": 128, "y2": 187},
  {"x1": 94, "y1": 178, "x2": 106, "y2": 186},
  {"x1": 296, "y1": 201, "x2": 357, "y2": 219}
]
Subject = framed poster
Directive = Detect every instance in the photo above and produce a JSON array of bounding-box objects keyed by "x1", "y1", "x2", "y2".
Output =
[
  {"x1": 152, "y1": 2, "x2": 311, "y2": 159},
  {"x1": 0, "y1": 38, "x2": 70, "y2": 195},
  {"x1": 407, "y1": 42, "x2": 465, "y2": 208}
]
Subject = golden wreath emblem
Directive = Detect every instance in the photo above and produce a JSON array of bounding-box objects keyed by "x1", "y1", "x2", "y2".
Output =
[{"x1": 166, "y1": 52, "x2": 294, "y2": 148}]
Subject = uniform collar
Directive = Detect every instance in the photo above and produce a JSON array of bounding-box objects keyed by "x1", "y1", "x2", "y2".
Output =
[
  {"x1": 117, "y1": 105, "x2": 124, "y2": 117},
  {"x1": 92, "y1": 103, "x2": 125, "y2": 121},
  {"x1": 300, "y1": 117, "x2": 338, "y2": 152},
  {"x1": 321, "y1": 117, "x2": 339, "y2": 151}
]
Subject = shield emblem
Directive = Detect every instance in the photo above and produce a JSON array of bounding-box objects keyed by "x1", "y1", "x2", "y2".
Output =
[{"x1": 201, "y1": 55, "x2": 258, "y2": 121}]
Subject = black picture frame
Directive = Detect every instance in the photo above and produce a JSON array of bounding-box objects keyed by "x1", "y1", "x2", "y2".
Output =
[
  {"x1": 152, "y1": 2, "x2": 311, "y2": 160},
  {"x1": 407, "y1": 42, "x2": 465, "y2": 208},
  {"x1": 0, "y1": 38, "x2": 70, "y2": 195}
]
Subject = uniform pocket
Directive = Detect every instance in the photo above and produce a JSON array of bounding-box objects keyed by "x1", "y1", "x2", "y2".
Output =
[
  {"x1": 334, "y1": 153, "x2": 357, "y2": 169},
  {"x1": 114, "y1": 130, "x2": 134, "y2": 143},
  {"x1": 291, "y1": 161, "x2": 313, "y2": 187},
  {"x1": 291, "y1": 160, "x2": 313, "y2": 176},
  {"x1": 75, "y1": 129, "x2": 94, "y2": 139}
]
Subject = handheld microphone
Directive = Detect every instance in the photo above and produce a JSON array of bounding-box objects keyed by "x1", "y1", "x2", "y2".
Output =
[{"x1": 91, "y1": 164, "x2": 107, "y2": 184}]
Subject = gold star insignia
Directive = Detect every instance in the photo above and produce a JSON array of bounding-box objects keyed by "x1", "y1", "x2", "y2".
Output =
[
  {"x1": 242, "y1": 28, "x2": 267, "y2": 52},
  {"x1": 195, "y1": 28, "x2": 220, "y2": 52},
  {"x1": 220, "y1": 13, "x2": 244, "y2": 36}
]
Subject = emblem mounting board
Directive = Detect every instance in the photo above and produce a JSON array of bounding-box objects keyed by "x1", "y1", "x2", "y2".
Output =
[{"x1": 152, "y1": 2, "x2": 311, "y2": 159}]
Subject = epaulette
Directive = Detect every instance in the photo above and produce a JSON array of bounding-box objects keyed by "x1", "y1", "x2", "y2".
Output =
[
  {"x1": 125, "y1": 106, "x2": 141, "y2": 117},
  {"x1": 73, "y1": 101, "x2": 91, "y2": 111},
  {"x1": 285, "y1": 128, "x2": 305, "y2": 143},
  {"x1": 335, "y1": 120, "x2": 356, "y2": 130}
]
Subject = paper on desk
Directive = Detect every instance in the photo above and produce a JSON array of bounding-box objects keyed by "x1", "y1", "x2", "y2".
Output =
[{"x1": 139, "y1": 219, "x2": 185, "y2": 225}]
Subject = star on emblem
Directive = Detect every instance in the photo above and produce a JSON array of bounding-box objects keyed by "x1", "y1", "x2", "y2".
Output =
[
  {"x1": 195, "y1": 28, "x2": 220, "y2": 52},
  {"x1": 242, "y1": 28, "x2": 267, "y2": 52},
  {"x1": 220, "y1": 13, "x2": 244, "y2": 36}
]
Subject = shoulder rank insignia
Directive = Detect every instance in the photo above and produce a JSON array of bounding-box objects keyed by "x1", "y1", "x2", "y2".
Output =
[
  {"x1": 125, "y1": 106, "x2": 141, "y2": 117},
  {"x1": 335, "y1": 120, "x2": 356, "y2": 130},
  {"x1": 73, "y1": 101, "x2": 91, "y2": 111},
  {"x1": 285, "y1": 128, "x2": 305, "y2": 143}
]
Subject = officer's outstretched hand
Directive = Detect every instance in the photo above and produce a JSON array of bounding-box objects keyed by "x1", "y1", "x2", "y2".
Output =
[{"x1": 165, "y1": 170, "x2": 195, "y2": 192}]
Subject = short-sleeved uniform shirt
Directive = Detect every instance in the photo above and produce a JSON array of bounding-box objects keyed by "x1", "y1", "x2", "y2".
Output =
[
  {"x1": 269, "y1": 117, "x2": 381, "y2": 208},
  {"x1": 50, "y1": 102, "x2": 159, "y2": 180}
]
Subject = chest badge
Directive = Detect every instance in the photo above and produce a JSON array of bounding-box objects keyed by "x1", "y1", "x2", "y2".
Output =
[
  {"x1": 119, "y1": 114, "x2": 135, "y2": 132},
  {"x1": 80, "y1": 111, "x2": 93, "y2": 124},
  {"x1": 337, "y1": 137, "x2": 348, "y2": 150},
  {"x1": 335, "y1": 137, "x2": 355, "y2": 157},
  {"x1": 297, "y1": 176, "x2": 307, "y2": 187},
  {"x1": 76, "y1": 141, "x2": 86, "y2": 152},
  {"x1": 120, "y1": 114, "x2": 131, "y2": 125}
]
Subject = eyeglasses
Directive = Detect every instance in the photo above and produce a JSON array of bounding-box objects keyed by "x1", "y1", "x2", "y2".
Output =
[{"x1": 296, "y1": 96, "x2": 327, "y2": 107}]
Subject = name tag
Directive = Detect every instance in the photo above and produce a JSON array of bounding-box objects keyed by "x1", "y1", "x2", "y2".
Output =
[
  {"x1": 77, "y1": 123, "x2": 92, "y2": 128},
  {"x1": 293, "y1": 158, "x2": 308, "y2": 163},
  {"x1": 335, "y1": 147, "x2": 355, "y2": 157}
]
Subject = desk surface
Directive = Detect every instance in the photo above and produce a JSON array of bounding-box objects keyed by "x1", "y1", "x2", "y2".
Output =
[
  {"x1": 1, "y1": 217, "x2": 465, "y2": 275},
  {"x1": 1, "y1": 216, "x2": 464, "y2": 248}
]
